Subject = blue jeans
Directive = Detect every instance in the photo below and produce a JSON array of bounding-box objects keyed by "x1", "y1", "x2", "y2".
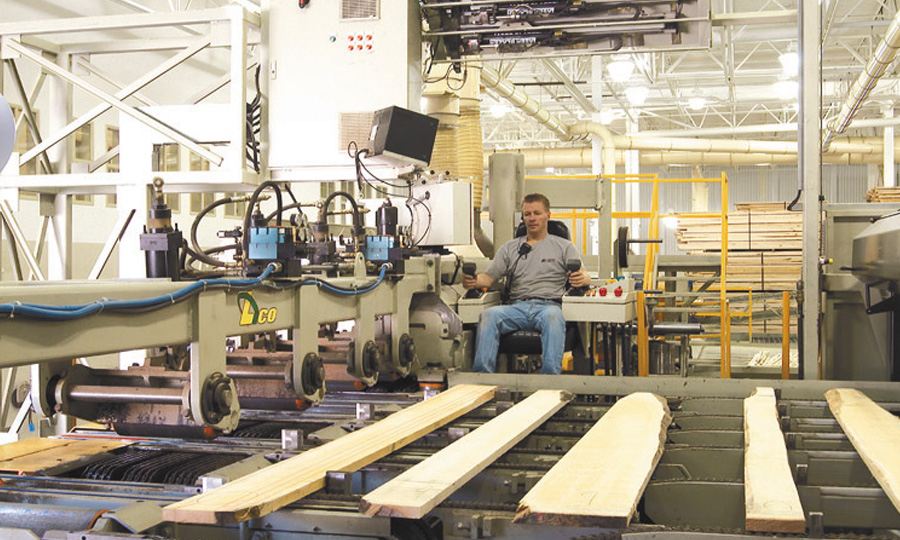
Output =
[{"x1": 473, "y1": 300, "x2": 566, "y2": 374}]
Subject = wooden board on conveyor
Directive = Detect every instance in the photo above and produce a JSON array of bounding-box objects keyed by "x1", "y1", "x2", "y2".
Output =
[
  {"x1": 360, "y1": 389, "x2": 573, "y2": 518},
  {"x1": 744, "y1": 387, "x2": 805, "y2": 533},
  {"x1": 162, "y1": 384, "x2": 496, "y2": 524},
  {"x1": 826, "y1": 388, "x2": 900, "y2": 515},
  {"x1": 514, "y1": 392, "x2": 671, "y2": 527}
]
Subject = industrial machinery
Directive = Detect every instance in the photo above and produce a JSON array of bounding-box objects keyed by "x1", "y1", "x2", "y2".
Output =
[{"x1": 421, "y1": 0, "x2": 712, "y2": 61}]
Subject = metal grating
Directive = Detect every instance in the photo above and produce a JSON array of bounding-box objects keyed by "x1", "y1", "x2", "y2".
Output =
[
  {"x1": 338, "y1": 111, "x2": 375, "y2": 153},
  {"x1": 341, "y1": 0, "x2": 378, "y2": 20}
]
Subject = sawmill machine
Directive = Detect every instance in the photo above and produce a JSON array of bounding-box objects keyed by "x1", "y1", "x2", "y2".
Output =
[{"x1": 0, "y1": 105, "x2": 479, "y2": 439}]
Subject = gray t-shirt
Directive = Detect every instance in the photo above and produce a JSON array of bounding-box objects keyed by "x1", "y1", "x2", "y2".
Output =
[{"x1": 485, "y1": 234, "x2": 581, "y2": 301}]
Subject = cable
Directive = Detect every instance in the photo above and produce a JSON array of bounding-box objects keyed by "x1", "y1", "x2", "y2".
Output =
[
  {"x1": 408, "y1": 195, "x2": 433, "y2": 246},
  {"x1": 265, "y1": 201, "x2": 316, "y2": 223},
  {"x1": 191, "y1": 196, "x2": 241, "y2": 268},
  {"x1": 1, "y1": 264, "x2": 276, "y2": 321},
  {"x1": 441, "y1": 252, "x2": 462, "y2": 285},
  {"x1": 267, "y1": 263, "x2": 390, "y2": 296}
]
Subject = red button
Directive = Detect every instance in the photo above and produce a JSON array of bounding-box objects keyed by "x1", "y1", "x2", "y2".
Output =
[
  {"x1": 599, "y1": 287, "x2": 607, "y2": 297},
  {"x1": 348, "y1": 45, "x2": 354, "y2": 51},
  {"x1": 614, "y1": 287, "x2": 623, "y2": 297},
  {"x1": 357, "y1": 34, "x2": 363, "y2": 40},
  {"x1": 356, "y1": 44, "x2": 363, "y2": 50},
  {"x1": 348, "y1": 35, "x2": 354, "y2": 41},
  {"x1": 366, "y1": 44, "x2": 372, "y2": 50},
  {"x1": 366, "y1": 34, "x2": 373, "y2": 40}
]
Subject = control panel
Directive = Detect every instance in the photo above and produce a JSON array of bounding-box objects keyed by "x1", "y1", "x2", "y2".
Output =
[{"x1": 563, "y1": 278, "x2": 637, "y2": 323}]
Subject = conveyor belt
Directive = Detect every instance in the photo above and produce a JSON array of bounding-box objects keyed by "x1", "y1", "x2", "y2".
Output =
[{"x1": 78, "y1": 449, "x2": 246, "y2": 485}]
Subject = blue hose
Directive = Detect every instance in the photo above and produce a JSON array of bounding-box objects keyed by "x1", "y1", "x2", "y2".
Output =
[
  {"x1": 0, "y1": 263, "x2": 391, "y2": 320},
  {"x1": 0, "y1": 264, "x2": 276, "y2": 320}
]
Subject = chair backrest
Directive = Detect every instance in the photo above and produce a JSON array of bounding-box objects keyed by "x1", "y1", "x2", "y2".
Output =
[{"x1": 514, "y1": 219, "x2": 570, "y2": 240}]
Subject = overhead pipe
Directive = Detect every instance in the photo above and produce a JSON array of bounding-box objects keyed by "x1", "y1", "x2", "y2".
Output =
[
  {"x1": 480, "y1": 65, "x2": 573, "y2": 141},
  {"x1": 487, "y1": 147, "x2": 885, "y2": 169},
  {"x1": 823, "y1": 7, "x2": 900, "y2": 149},
  {"x1": 479, "y1": 64, "x2": 888, "y2": 171}
]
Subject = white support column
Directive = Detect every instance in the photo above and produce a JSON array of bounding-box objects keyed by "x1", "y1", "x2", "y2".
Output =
[
  {"x1": 626, "y1": 117, "x2": 640, "y2": 240},
  {"x1": 229, "y1": 7, "x2": 248, "y2": 174},
  {"x1": 800, "y1": 0, "x2": 822, "y2": 380},
  {"x1": 884, "y1": 104, "x2": 895, "y2": 187},
  {"x1": 590, "y1": 56, "x2": 605, "y2": 177},
  {"x1": 46, "y1": 52, "x2": 72, "y2": 282}
]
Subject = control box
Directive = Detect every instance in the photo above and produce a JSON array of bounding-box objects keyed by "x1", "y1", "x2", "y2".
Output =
[{"x1": 563, "y1": 278, "x2": 637, "y2": 323}]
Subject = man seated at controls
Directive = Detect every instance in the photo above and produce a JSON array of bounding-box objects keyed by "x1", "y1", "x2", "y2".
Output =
[{"x1": 463, "y1": 193, "x2": 591, "y2": 374}]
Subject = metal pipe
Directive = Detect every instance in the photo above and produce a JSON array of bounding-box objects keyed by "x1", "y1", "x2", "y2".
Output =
[
  {"x1": 480, "y1": 64, "x2": 572, "y2": 141},
  {"x1": 823, "y1": 6, "x2": 900, "y2": 148},
  {"x1": 64, "y1": 384, "x2": 183, "y2": 405},
  {"x1": 226, "y1": 366, "x2": 288, "y2": 380}
]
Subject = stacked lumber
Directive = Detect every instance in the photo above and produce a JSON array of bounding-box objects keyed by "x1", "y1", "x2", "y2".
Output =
[
  {"x1": 674, "y1": 203, "x2": 802, "y2": 291},
  {"x1": 865, "y1": 186, "x2": 900, "y2": 203},
  {"x1": 675, "y1": 210, "x2": 802, "y2": 251}
]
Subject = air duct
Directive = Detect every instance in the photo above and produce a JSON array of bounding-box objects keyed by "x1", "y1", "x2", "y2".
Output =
[{"x1": 823, "y1": 7, "x2": 900, "y2": 148}]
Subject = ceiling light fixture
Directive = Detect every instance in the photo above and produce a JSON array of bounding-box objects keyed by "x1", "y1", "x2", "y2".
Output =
[
  {"x1": 599, "y1": 108, "x2": 616, "y2": 125},
  {"x1": 607, "y1": 59, "x2": 635, "y2": 83},
  {"x1": 688, "y1": 96, "x2": 706, "y2": 111},
  {"x1": 490, "y1": 103, "x2": 512, "y2": 118},
  {"x1": 773, "y1": 80, "x2": 798, "y2": 100},
  {"x1": 625, "y1": 86, "x2": 650, "y2": 107},
  {"x1": 779, "y1": 51, "x2": 799, "y2": 77}
]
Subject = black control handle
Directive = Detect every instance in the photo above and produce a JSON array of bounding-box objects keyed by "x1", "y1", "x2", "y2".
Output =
[{"x1": 462, "y1": 262, "x2": 477, "y2": 277}]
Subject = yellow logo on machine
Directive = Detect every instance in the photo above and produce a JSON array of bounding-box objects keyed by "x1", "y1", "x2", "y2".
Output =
[{"x1": 238, "y1": 291, "x2": 278, "y2": 326}]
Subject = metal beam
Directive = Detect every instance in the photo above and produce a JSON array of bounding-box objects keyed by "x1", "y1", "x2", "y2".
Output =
[
  {"x1": 5, "y1": 61, "x2": 53, "y2": 175},
  {"x1": 74, "y1": 57, "x2": 158, "y2": 107},
  {"x1": 0, "y1": 200, "x2": 45, "y2": 281},
  {"x1": 88, "y1": 209, "x2": 135, "y2": 280},
  {"x1": 800, "y1": 0, "x2": 822, "y2": 379},
  {"x1": 0, "y1": 7, "x2": 258, "y2": 36},
  {"x1": 6, "y1": 38, "x2": 225, "y2": 167},
  {"x1": 19, "y1": 39, "x2": 212, "y2": 166}
]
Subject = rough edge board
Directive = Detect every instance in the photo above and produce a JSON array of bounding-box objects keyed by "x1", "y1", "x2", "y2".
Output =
[
  {"x1": 359, "y1": 389, "x2": 574, "y2": 518},
  {"x1": 513, "y1": 392, "x2": 671, "y2": 527},
  {"x1": 743, "y1": 387, "x2": 806, "y2": 534},
  {"x1": 826, "y1": 388, "x2": 900, "y2": 514},
  {"x1": 162, "y1": 384, "x2": 497, "y2": 525}
]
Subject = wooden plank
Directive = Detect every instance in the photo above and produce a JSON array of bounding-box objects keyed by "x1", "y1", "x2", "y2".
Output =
[
  {"x1": 360, "y1": 389, "x2": 573, "y2": 518},
  {"x1": 744, "y1": 387, "x2": 805, "y2": 533},
  {"x1": 514, "y1": 392, "x2": 671, "y2": 527},
  {"x1": 0, "y1": 438, "x2": 69, "y2": 462},
  {"x1": 0, "y1": 438, "x2": 130, "y2": 473},
  {"x1": 162, "y1": 384, "x2": 496, "y2": 524},
  {"x1": 826, "y1": 388, "x2": 900, "y2": 515}
]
